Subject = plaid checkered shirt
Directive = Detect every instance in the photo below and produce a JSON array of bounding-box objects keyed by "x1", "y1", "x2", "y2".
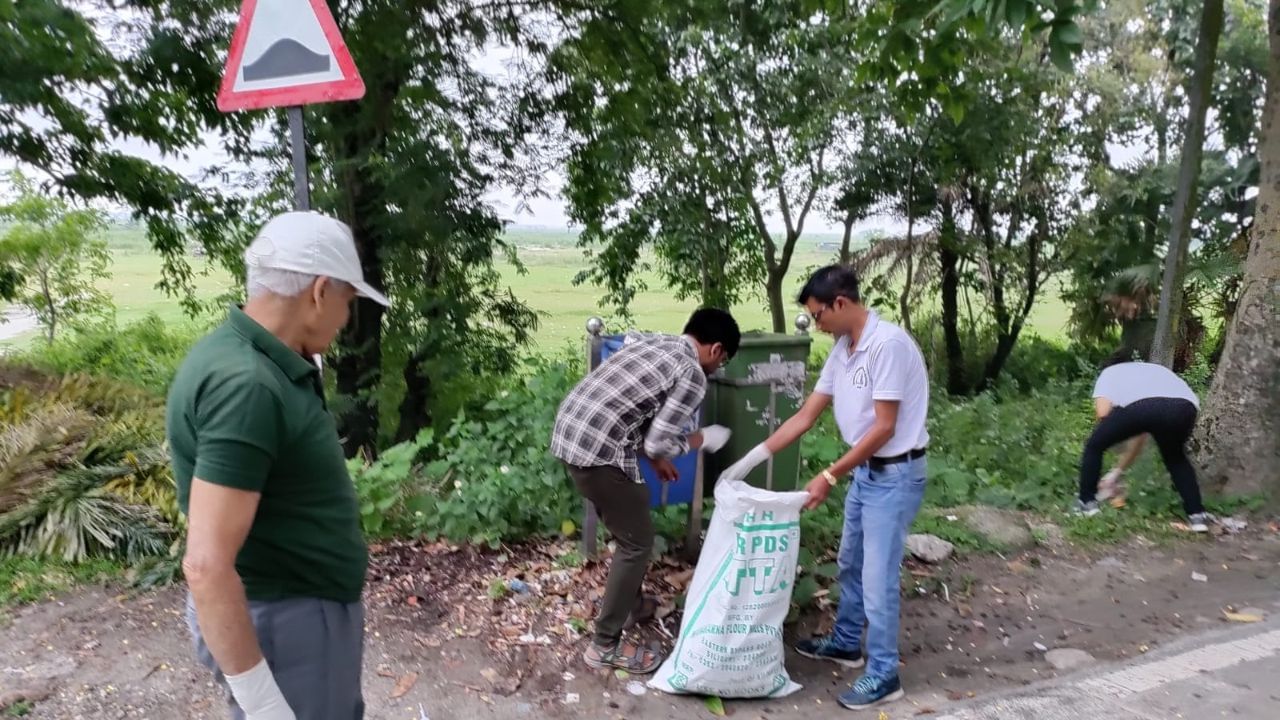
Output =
[{"x1": 550, "y1": 332, "x2": 706, "y2": 482}]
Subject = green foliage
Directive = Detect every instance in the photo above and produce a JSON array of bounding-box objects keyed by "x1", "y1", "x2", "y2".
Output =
[
  {"x1": 348, "y1": 430, "x2": 433, "y2": 539},
  {"x1": 0, "y1": 555, "x2": 121, "y2": 607},
  {"x1": 0, "y1": 365, "x2": 176, "y2": 563},
  {"x1": 553, "y1": 1, "x2": 1085, "y2": 332},
  {"x1": 15, "y1": 314, "x2": 202, "y2": 394},
  {"x1": 349, "y1": 358, "x2": 582, "y2": 546},
  {"x1": 487, "y1": 577, "x2": 508, "y2": 600},
  {"x1": 0, "y1": 171, "x2": 113, "y2": 342},
  {"x1": 0, "y1": 0, "x2": 253, "y2": 313},
  {"x1": 1063, "y1": 0, "x2": 1264, "y2": 348},
  {"x1": 926, "y1": 382, "x2": 1094, "y2": 510}
]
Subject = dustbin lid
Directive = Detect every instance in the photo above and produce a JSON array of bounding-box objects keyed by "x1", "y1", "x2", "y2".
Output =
[{"x1": 735, "y1": 331, "x2": 813, "y2": 349}]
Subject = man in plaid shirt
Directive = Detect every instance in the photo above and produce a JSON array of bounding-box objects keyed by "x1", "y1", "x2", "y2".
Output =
[{"x1": 552, "y1": 308, "x2": 740, "y2": 673}]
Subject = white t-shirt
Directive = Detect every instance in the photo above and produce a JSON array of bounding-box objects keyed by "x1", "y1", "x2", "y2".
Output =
[
  {"x1": 1092, "y1": 362, "x2": 1199, "y2": 409},
  {"x1": 814, "y1": 312, "x2": 930, "y2": 456}
]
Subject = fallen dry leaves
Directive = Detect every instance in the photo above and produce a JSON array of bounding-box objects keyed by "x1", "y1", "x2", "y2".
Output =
[{"x1": 391, "y1": 672, "x2": 419, "y2": 698}]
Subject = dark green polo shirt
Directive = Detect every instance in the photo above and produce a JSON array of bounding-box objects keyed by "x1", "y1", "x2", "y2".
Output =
[{"x1": 166, "y1": 307, "x2": 367, "y2": 603}]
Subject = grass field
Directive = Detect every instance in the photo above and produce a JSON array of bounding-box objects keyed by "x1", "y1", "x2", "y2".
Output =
[{"x1": 0, "y1": 226, "x2": 1074, "y2": 352}]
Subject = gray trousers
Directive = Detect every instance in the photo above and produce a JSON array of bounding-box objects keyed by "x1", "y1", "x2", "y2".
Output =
[{"x1": 186, "y1": 593, "x2": 365, "y2": 720}]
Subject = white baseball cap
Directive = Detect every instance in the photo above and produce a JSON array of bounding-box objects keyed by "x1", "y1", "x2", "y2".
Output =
[{"x1": 244, "y1": 211, "x2": 390, "y2": 307}]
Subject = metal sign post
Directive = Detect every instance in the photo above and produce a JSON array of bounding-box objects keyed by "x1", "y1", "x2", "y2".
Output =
[{"x1": 287, "y1": 106, "x2": 310, "y2": 211}]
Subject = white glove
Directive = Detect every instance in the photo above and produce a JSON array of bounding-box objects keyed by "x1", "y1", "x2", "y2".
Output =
[
  {"x1": 698, "y1": 425, "x2": 732, "y2": 454},
  {"x1": 226, "y1": 658, "x2": 297, "y2": 720},
  {"x1": 717, "y1": 443, "x2": 772, "y2": 485}
]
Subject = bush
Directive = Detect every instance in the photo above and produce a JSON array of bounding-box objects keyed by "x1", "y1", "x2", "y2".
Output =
[
  {"x1": 349, "y1": 356, "x2": 583, "y2": 546},
  {"x1": 909, "y1": 315, "x2": 1109, "y2": 392},
  {"x1": 0, "y1": 364, "x2": 176, "y2": 563},
  {"x1": 15, "y1": 314, "x2": 203, "y2": 394}
]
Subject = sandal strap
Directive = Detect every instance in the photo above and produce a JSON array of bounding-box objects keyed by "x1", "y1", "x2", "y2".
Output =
[{"x1": 591, "y1": 642, "x2": 659, "y2": 672}]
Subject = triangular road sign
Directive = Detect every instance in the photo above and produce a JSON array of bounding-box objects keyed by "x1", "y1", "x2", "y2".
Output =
[{"x1": 216, "y1": 0, "x2": 365, "y2": 112}]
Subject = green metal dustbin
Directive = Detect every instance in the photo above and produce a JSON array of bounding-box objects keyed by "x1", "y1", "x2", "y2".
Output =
[{"x1": 707, "y1": 328, "x2": 813, "y2": 492}]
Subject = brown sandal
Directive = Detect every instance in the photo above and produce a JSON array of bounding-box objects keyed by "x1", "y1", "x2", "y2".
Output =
[{"x1": 583, "y1": 641, "x2": 664, "y2": 674}]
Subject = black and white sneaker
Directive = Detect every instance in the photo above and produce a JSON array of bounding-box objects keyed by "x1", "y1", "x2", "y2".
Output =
[
  {"x1": 1188, "y1": 513, "x2": 1213, "y2": 533},
  {"x1": 1074, "y1": 499, "x2": 1101, "y2": 517}
]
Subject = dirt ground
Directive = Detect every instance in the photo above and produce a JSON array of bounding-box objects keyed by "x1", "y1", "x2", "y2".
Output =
[{"x1": 2, "y1": 523, "x2": 1278, "y2": 720}]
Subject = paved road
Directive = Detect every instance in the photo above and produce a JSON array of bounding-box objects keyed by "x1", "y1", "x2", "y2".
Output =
[{"x1": 936, "y1": 616, "x2": 1280, "y2": 720}]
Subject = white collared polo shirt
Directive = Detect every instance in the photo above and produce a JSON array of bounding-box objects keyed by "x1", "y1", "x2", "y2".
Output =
[{"x1": 814, "y1": 311, "x2": 930, "y2": 456}]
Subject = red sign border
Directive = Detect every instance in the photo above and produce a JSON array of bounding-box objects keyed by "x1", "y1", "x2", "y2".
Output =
[{"x1": 216, "y1": 0, "x2": 365, "y2": 112}]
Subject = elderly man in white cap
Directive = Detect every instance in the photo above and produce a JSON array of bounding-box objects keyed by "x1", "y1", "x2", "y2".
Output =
[{"x1": 166, "y1": 211, "x2": 388, "y2": 720}]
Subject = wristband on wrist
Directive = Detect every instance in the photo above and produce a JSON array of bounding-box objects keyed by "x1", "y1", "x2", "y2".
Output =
[{"x1": 822, "y1": 469, "x2": 839, "y2": 486}]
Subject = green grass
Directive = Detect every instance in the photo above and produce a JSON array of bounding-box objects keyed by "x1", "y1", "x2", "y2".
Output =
[
  {"x1": 0, "y1": 556, "x2": 123, "y2": 608},
  {"x1": 1, "y1": 225, "x2": 1077, "y2": 352}
]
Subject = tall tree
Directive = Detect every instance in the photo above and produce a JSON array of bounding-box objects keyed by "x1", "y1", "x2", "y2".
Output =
[
  {"x1": 0, "y1": 171, "x2": 112, "y2": 342},
  {"x1": 0, "y1": 0, "x2": 254, "y2": 310},
  {"x1": 551, "y1": 0, "x2": 1088, "y2": 331},
  {"x1": 5, "y1": 1, "x2": 546, "y2": 455},
  {"x1": 1194, "y1": 0, "x2": 1280, "y2": 506},
  {"x1": 552, "y1": 0, "x2": 854, "y2": 330},
  {"x1": 1151, "y1": 0, "x2": 1226, "y2": 366}
]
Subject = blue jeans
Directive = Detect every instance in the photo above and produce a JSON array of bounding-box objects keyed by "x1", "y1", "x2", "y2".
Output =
[{"x1": 831, "y1": 456, "x2": 927, "y2": 679}]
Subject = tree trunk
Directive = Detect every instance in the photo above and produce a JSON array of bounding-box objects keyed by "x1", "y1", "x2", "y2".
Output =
[
  {"x1": 38, "y1": 269, "x2": 56, "y2": 344},
  {"x1": 395, "y1": 350, "x2": 432, "y2": 444},
  {"x1": 333, "y1": 160, "x2": 386, "y2": 458},
  {"x1": 765, "y1": 269, "x2": 786, "y2": 333},
  {"x1": 938, "y1": 200, "x2": 967, "y2": 395},
  {"x1": 1193, "y1": 0, "x2": 1280, "y2": 506},
  {"x1": 1151, "y1": 0, "x2": 1225, "y2": 367},
  {"x1": 839, "y1": 211, "x2": 855, "y2": 265},
  {"x1": 898, "y1": 201, "x2": 916, "y2": 336}
]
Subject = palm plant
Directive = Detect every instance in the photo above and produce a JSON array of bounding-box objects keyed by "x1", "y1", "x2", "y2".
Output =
[{"x1": 0, "y1": 367, "x2": 176, "y2": 563}]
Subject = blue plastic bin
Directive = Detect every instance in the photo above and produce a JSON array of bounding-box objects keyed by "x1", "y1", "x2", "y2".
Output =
[{"x1": 599, "y1": 335, "x2": 700, "y2": 508}]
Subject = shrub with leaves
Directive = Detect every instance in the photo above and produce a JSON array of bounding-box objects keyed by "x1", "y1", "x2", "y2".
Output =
[
  {"x1": 15, "y1": 313, "x2": 202, "y2": 395},
  {"x1": 349, "y1": 357, "x2": 583, "y2": 546},
  {"x1": 0, "y1": 365, "x2": 176, "y2": 563}
]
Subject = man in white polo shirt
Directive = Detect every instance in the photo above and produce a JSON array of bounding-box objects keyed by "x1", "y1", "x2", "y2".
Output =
[{"x1": 717, "y1": 265, "x2": 929, "y2": 710}]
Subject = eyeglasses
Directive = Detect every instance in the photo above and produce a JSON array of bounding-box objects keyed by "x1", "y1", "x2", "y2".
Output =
[{"x1": 811, "y1": 305, "x2": 831, "y2": 323}]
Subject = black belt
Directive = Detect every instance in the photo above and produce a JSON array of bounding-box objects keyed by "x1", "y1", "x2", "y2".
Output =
[{"x1": 868, "y1": 448, "x2": 927, "y2": 469}]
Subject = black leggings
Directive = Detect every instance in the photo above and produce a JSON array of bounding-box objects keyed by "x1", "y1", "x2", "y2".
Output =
[{"x1": 1078, "y1": 397, "x2": 1204, "y2": 515}]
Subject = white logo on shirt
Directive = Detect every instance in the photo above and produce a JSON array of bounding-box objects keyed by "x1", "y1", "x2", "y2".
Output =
[{"x1": 852, "y1": 367, "x2": 869, "y2": 389}]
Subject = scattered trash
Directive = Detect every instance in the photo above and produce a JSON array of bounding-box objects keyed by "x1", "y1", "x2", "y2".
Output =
[
  {"x1": 418, "y1": 703, "x2": 430, "y2": 720},
  {"x1": 704, "y1": 696, "x2": 726, "y2": 716},
  {"x1": 1045, "y1": 648, "x2": 1095, "y2": 670},
  {"x1": 946, "y1": 515, "x2": 958, "y2": 522},
  {"x1": 614, "y1": 669, "x2": 630, "y2": 680},
  {"x1": 626, "y1": 681, "x2": 647, "y2": 696},
  {"x1": 1033, "y1": 641, "x2": 1048, "y2": 652},
  {"x1": 481, "y1": 668, "x2": 500, "y2": 684},
  {"x1": 507, "y1": 579, "x2": 530, "y2": 594},
  {"x1": 1219, "y1": 517, "x2": 1248, "y2": 534},
  {"x1": 562, "y1": 671, "x2": 576, "y2": 682},
  {"x1": 1223, "y1": 609, "x2": 1264, "y2": 623},
  {"x1": 563, "y1": 692, "x2": 580, "y2": 705},
  {"x1": 1191, "y1": 572, "x2": 1208, "y2": 583}
]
